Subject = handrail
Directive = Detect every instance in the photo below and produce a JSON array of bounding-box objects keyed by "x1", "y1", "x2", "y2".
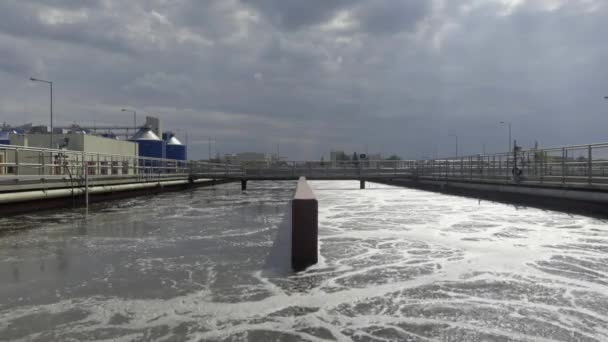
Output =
[
  {"x1": 0, "y1": 144, "x2": 243, "y2": 179},
  {"x1": 4, "y1": 141, "x2": 608, "y2": 189}
]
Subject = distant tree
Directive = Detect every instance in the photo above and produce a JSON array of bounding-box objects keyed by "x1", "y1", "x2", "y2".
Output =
[{"x1": 386, "y1": 155, "x2": 401, "y2": 161}]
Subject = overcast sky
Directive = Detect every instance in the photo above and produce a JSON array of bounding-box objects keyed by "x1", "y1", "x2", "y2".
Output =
[{"x1": 1, "y1": 0, "x2": 607, "y2": 159}]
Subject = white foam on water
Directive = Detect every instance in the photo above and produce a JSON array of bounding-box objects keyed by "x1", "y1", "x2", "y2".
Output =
[{"x1": 1, "y1": 180, "x2": 608, "y2": 341}]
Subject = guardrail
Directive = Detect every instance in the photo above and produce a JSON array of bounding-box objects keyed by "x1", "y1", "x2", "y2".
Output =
[
  {"x1": 0, "y1": 144, "x2": 243, "y2": 180},
  {"x1": 239, "y1": 160, "x2": 414, "y2": 178},
  {"x1": 5, "y1": 142, "x2": 608, "y2": 189},
  {"x1": 238, "y1": 142, "x2": 608, "y2": 188},
  {"x1": 407, "y1": 143, "x2": 608, "y2": 187}
]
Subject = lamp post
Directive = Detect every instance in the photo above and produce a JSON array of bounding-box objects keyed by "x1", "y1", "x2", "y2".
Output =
[
  {"x1": 448, "y1": 134, "x2": 458, "y2": 157},
  {"x1": 121, "y1": 109, "x2": 137, "y2": 132},
  {"x1": 500, "y1": 121, "x2": 512, "y2": 153},
  {"x1": 29, "y1": 77, "x2": 53, "y2": 148}
]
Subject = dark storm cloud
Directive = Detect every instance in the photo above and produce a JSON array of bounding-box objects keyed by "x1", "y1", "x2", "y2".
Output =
[
  {"x1": 23, "y1": 0, "x2": 102, "y2": 9},
  {"x1": 355, "y1": 0, "x2": 431, "y2": 35},
  {"x1": 240, "y1": 0, "x2": 357, "y2": 31},
  {"x1": 241, "y1": 0, "x2": 430, "y2": 35},
  {"x1": 0, "y1": 0, "x2": 607, "y2": 159}
]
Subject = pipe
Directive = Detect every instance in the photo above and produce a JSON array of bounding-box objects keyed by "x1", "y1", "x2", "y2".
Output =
[{"x1": 0, "y1": 179, "x2": 202, "y2": 204}]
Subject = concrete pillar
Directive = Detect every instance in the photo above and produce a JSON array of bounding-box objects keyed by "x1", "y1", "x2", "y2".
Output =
[
  {"x1": 360, "y1": 180, "x2": 366, "y2": 189},
  {"x1": 292, "y1": 177, "x2": 318, "y2": 271},
  {"x1": 241, "y1": 179, "x2": 247, "y2": 191}
]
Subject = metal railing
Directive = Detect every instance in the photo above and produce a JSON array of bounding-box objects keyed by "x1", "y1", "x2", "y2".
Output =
[
  {"x1": 239, "y1": 159, "x2": 413, "y2": 178},
  {"x1": 238, "y1": 143, "x2": 608, "y2": 187},
  {"x1": 4, "y1": 141, "x2": 608, "y2": 188},
  {"x1": 0, "y1": 144, "x2": 243, "y2": 180},
  {"x1": 406, "y1": 142, "x2": 608, "y2": 187}
]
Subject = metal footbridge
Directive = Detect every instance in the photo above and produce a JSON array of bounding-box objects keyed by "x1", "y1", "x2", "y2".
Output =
[{"x1": 3, "y1": 142, "x2": 608, "y2": 191}]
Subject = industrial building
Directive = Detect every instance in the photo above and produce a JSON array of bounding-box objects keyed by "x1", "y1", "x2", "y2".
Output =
[{"x1": 0, "y1": 115, "x2": 188, "y2": 176}]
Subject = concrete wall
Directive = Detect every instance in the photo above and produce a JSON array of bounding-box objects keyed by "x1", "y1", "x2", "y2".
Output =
[
  {"x1": 82, "y1": 135, "x2": 138, "y2": 157},
  {"x1": 291, "y1": 177, "x2": 318, "y2": 271},
  {"x1": 380, "y1": 178, "x2": 608, "y2": 218},
  {"x1": 9, "y1": 134, "x2": 138, "y2": 157},
  {"x1": 9, "y1": 134, "x2": 28, "y2": 147}
]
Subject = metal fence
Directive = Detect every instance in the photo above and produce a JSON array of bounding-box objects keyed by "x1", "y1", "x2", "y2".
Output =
[
  {"x1": 239, "y1": 159, "x2": 413, "y2": 178},
  {"x1": 4, "y1": 142, "x2": 608, "y2": 188},
  {"x1": 0, "y1": 144, "x2": 242, "y2": 179},
  {"x1": 238, "y1": 143, "x2": 608, "y2": 187},
  {"x1": 389, "y1": 143, "x2": 608, "y2": 187}
]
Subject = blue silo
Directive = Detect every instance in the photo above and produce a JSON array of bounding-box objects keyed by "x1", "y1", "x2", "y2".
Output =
[
  {"x1": 131, "y1": 128, "x2": 165, "y2": 159},
  {"x1": 163, "y1": 132, "x2": 187, "y2": 161}
]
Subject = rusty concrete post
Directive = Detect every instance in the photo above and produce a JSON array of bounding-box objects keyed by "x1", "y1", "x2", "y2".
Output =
[
  {"x1": 360, "y1": 180, "x2": 365, "y2": 189},
  {"x1": 241, "y1": 179, "x2": 247, "y2": 191},
  {"x1": 292, "y1": 176, "x2": 318, "y2": 271}
]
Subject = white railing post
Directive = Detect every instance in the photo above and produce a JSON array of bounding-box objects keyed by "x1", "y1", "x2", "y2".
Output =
[
  {"x1": 562, "y1": 147, "x2": 566, "y2": 184},
  {"x1": 15, "y1": 148, "x2": 20, "y2": 176},
  {"x1": 588, "y1": 145, "x2": 593, "y2": 185}
]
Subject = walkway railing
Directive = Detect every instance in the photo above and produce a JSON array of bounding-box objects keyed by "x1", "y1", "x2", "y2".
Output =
[
  {"x1": 0, "y1": 144, "x2": 242, "y2": 180},
  {"x1": 407, "y1": 142, "x2": 608, "y2": 187},
  {"x1": 237, "y1": 142, "x2": 608, "y2": 188},
  {"x1": 4, "y1": 142, "x2": 608, "y2": 189},
  {"x1": 239, "y1": 160, "x2": 413, "y2": 178}
]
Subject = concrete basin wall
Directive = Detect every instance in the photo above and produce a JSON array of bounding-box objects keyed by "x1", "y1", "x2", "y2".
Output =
[{"x1": 291, "y1": 177, "x2": 318, "y2": 271}]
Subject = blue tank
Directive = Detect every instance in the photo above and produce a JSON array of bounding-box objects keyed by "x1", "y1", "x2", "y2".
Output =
[
  {"x1": 130, "y1": 128, "x2": 165, "y2": 159},
  {"x1": 164, "y1": 133, "x2": 187, "y2": 161}
]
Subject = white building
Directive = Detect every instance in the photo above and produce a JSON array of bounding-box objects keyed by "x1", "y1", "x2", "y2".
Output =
[{"x1": 2, "y1": 133, "x2": 139, "y2": 176}]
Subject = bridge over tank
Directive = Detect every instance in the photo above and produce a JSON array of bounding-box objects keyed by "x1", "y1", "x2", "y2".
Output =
[
  {"x1": 4, "y1": 142, "x2": 608, "y2": 216},
  {"x1": 190, "y1": 142, "x2": 608, "y2": 216}
]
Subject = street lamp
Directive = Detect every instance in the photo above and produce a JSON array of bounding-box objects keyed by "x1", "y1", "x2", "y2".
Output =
[
  {"x1": 30, "y1": 77, "x2": 53, "y2": 148},
  {"x1": 500, "y1": 121, "x2": 512, "y2": 153},
  {"x1": 448, "y1": 134, "x2": 458, "y2": 157},
  {"x1": 121, "y1": 109, "x2": 137, "y2": 132}
]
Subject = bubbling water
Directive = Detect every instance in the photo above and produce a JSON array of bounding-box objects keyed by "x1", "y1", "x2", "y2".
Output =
[{"x1": 0, "y1": 181, "x2": 607, "y2": 341}]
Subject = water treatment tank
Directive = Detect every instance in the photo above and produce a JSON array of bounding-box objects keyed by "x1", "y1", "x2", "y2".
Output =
[
  {"x1": 130, "y1": 128, "x2": 165, "y2": 158},
  {"x1": 163, "y1": 132, "x2": 187, "y2": 161}
]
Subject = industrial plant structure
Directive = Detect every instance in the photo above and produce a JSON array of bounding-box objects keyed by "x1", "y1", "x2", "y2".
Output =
[{"x1": 0, "y1": 116, "x2": 187, "y2": 176}]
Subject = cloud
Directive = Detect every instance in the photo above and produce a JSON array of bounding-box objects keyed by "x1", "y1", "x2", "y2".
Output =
[
  {"x1": 0, "y1": 0, "x2": 607, "y2": 159},
  {"x1": 354, "y1": 0, "x2": 432, "y2": 35}
]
